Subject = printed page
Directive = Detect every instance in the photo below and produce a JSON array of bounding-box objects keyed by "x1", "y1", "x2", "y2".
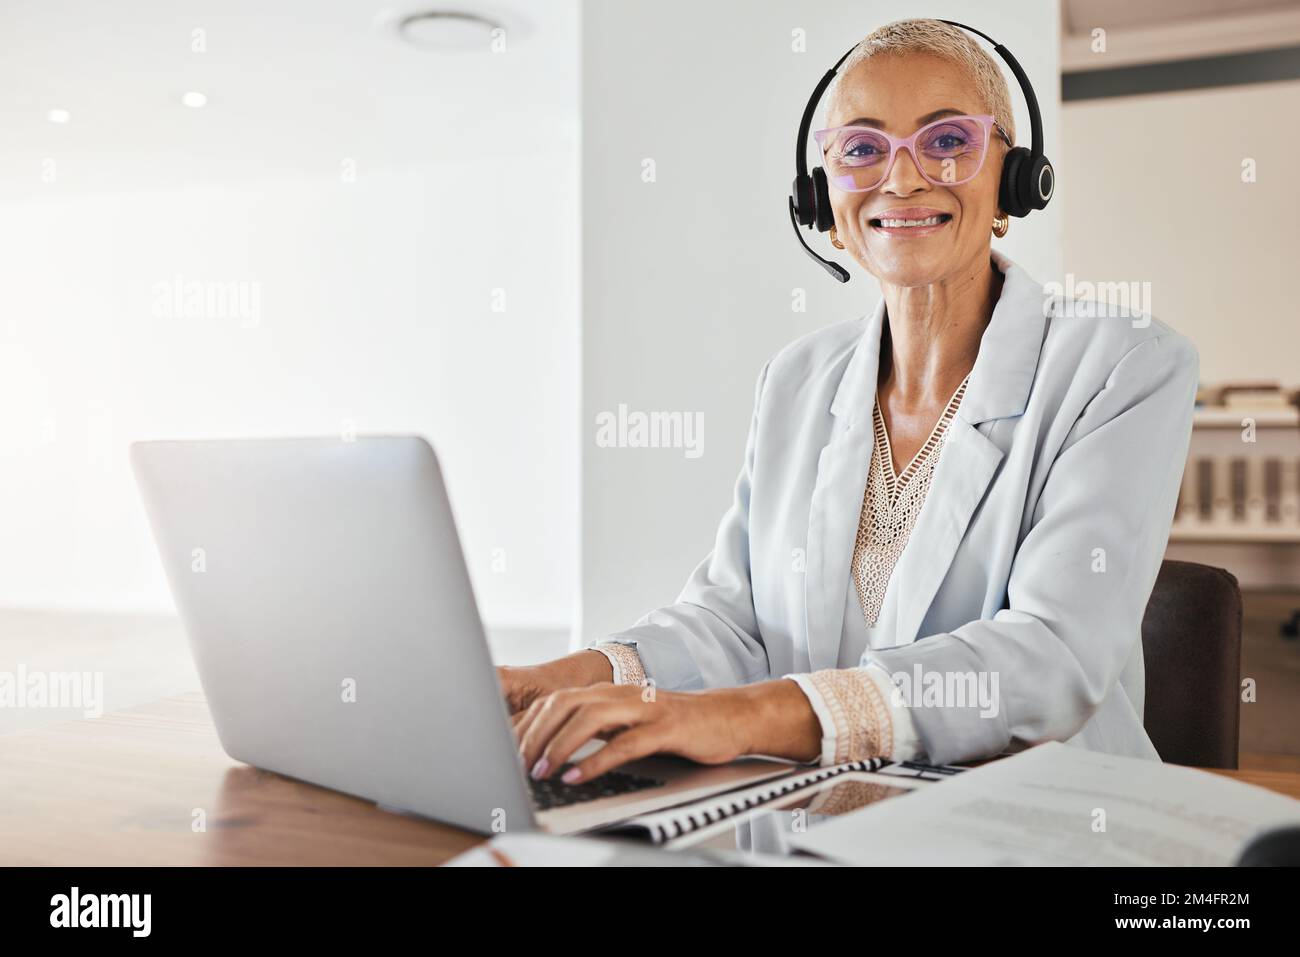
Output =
[{"x1": 788, "y1": 742, "x2": 1300, "y2": 866}]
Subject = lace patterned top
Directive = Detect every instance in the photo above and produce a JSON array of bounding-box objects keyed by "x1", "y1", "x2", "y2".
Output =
[{"x1": 852, "y1": 373, "x2": 970, "y2": 625}]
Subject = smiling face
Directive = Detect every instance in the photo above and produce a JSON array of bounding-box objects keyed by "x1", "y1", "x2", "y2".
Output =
[{"x1": 822, "y1": 52, "x2": 1007, "y2": 288}]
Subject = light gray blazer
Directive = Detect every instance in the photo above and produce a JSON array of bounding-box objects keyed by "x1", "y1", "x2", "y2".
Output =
[{"x1": 594, "y1": 249, "x2": 1199, "y2": 765}]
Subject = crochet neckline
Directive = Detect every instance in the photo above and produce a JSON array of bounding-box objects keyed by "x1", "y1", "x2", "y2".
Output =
[{"x1": 872, "y1": 373, "x2": 970, "y2": 501}]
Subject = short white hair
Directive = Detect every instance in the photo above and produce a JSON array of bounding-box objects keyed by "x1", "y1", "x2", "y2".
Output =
[{"x1": 828, "y1": 18, "x2": 1016, "y2": 145}]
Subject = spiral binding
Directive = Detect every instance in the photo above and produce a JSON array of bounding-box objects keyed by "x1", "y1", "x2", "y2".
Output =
[{"x1": 649, "y1": 758, "x2": 888, "y2": 843}]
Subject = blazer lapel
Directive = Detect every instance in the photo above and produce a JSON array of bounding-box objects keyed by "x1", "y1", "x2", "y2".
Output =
[
  {"x1": 887, "y1": 415, "x2": 1004, "y2": 647},
  {"x1": 804, "y1": 299, "x2": 884, "y2": 671},
  {"x1": 887, "y1": 249, "x2": 1050, "y2": 647}
]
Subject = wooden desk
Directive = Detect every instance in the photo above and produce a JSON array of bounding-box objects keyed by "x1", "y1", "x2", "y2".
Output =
[
  {"x1": 2, "y1": 693, "x2": 1297, "y2": 866},
  {"x1": 0, "y1": 694, "x2": 481, "y2": 866}
]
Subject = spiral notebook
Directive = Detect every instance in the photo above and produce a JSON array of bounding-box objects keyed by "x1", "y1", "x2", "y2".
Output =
[{"x1": 596, "y1": 758, "x2": 963, "y2": 846}]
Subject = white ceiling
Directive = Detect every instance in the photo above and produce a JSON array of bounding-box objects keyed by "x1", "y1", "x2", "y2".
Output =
[
  {"x1": 1063, "y1": 0, "x2": 1298, "y2": 32},
  {"x1": 1062, "y1": 0, "x2": 1300, "y2": 69},
  {"x1": 0, "y1": 0, "x2": 578, "y2": 196}
]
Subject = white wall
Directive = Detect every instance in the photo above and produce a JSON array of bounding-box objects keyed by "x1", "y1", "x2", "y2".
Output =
[
  {"x1": 579, "y1": 0, "x2": 1063, "y2": 642},
  {"x1": 0, "y1": 1, "x2": 581, "y2": 631},
  {"x1": 0, "y1": 159, "x2": 579, "y2": 628},
  {"x1": 1062, "y1": 78, "x2": 1300, "y2": 384}
]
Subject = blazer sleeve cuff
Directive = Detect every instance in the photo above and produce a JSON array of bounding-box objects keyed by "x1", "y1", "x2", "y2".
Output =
[
  {"x1": 864, "y1": 636, "x2": 1010, "y2": 765},
  {"x1": 783, "y1": 664, "x2": 925, "y2": 765}
]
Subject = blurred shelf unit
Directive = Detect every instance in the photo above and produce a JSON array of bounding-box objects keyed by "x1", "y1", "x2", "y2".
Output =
[{"x1": 1166, "y1": 383, "x2": 1300, "y2": 590}]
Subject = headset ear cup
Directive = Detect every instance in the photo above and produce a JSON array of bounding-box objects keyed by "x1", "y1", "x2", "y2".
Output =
[
  {"x1": 791, "y1": 174, "x2": 816, "y2": 227},
  {"x1": 811, "y1": 166, "x2": 835, "y2": 232},
  {"x1": 1029, "y1": 154, "x2": 1054, "y2": 210},
  {"x1": 999, "y1": 146, "x2": 1030, "y2": 218}
]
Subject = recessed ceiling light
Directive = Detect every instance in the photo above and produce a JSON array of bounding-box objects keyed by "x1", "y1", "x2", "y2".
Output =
[
  {"x1": 396, "y1": 11, "x2": 504, "y2": 51},
  {"x1": 181, "y1": 91, "x2": 208, "y2": 109},
  {"x1": 47, "y1": 108, "x2": 71, "y2": 124}
]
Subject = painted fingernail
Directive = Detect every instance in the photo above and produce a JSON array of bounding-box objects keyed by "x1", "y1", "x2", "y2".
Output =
[
  {"x1": 561, "y1": 767, "x2": 583, "y2": 784},
  {"x1": 530, "y1": 758, "x2": 549, "y2": 780}
]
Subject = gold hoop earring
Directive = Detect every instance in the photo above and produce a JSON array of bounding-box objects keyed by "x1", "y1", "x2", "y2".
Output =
[
  {"x1": 992, "y1": 212, "x2": 1010, "y2": 238},
  {"x1": 829, "y1": 225, "x2": 845, "y2": 250}
]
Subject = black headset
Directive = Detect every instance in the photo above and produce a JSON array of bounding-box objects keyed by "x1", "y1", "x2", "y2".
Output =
[{"x1": 789, "y1": 19, "x2": 1055, "y2": 283}]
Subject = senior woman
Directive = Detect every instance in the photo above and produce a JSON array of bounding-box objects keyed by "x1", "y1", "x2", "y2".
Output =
[{"x1": 502, "y1": 19, "x2": 1199, "y2": 784}]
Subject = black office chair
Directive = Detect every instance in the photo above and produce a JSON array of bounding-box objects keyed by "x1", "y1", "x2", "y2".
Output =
[{"x1": 1141, "y1": 559, "x2": 1242, "y2": 769}]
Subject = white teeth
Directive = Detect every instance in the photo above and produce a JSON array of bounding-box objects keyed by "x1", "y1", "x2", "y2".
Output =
[{"x1": 877, "y1": 215, "x2": 945, "y2": 228}]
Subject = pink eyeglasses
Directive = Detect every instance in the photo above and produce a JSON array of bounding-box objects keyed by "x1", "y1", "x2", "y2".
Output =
[{"x1": 813, "y1": 114, "x2": 1013, "y2": 193}]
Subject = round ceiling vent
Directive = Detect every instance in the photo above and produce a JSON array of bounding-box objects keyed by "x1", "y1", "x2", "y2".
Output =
[{"x1": 395, "y1": 11, "x2": 505, "y2": 51}]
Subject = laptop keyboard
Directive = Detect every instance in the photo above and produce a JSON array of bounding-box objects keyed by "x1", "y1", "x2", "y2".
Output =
[{"x1": 530, "y1": 767, "x2": 665, "y2": 811}]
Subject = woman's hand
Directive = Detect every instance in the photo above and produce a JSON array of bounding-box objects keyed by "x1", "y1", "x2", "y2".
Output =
[
  {"x1": 496, "y1": 650, "x2": 614, "y2": 715},
  {"x1": 514, "y1": 679, "x2": 823, "y2": 783}
]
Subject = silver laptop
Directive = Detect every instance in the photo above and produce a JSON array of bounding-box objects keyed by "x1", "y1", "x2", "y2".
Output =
[{"x1": 131, "y1": 436, "x2": 790, "y2": 835}]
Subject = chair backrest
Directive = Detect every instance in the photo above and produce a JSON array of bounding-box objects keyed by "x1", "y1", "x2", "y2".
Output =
[{"x1": 1141, "y1": 560, "x2": 1242, "y2": 769}]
